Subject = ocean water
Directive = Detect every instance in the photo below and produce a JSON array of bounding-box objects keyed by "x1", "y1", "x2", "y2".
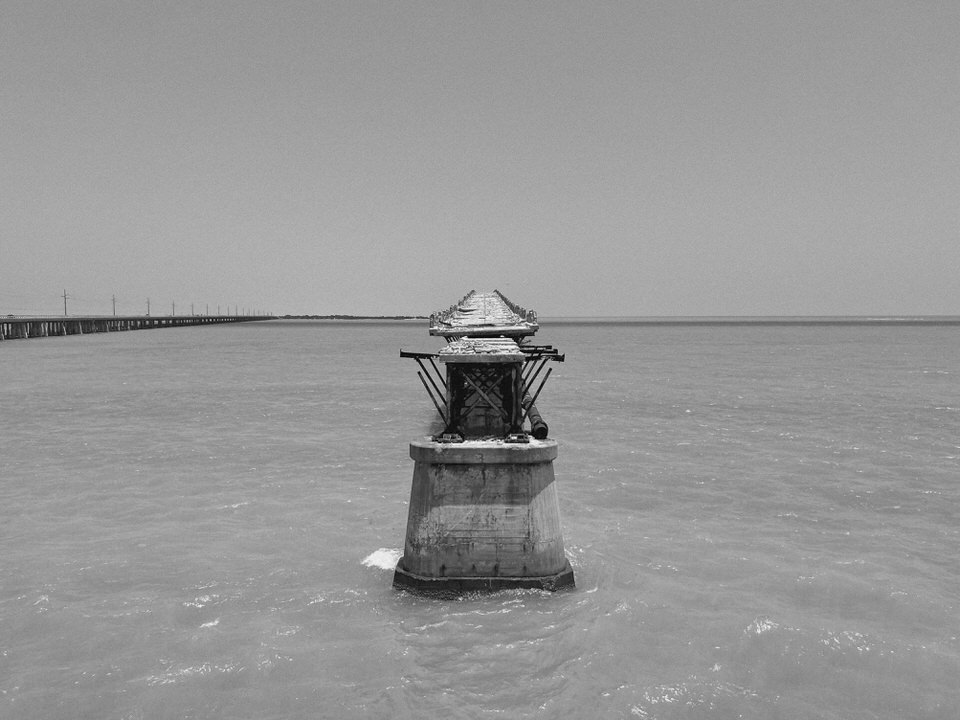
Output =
[{"x1": 1, "y1": 319, "x2": 958, "y2": 719}]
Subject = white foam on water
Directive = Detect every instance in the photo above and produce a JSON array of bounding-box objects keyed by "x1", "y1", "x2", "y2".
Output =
[
  {"x1": 362, "y1": 548, "x2": 402, "y2": 570},
  {"x1": 746, "y1": 617, "x2": 780, "y2": 635}
]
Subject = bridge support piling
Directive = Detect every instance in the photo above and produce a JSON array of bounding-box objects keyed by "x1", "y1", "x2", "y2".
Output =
[{"x1": 394, "y1": 440, "x2": 574, "y2": 593}]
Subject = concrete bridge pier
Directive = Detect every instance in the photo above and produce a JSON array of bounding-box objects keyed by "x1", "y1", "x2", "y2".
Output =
[{"x1": 394, "y1": 439, "x2": 574, "y2": 593}]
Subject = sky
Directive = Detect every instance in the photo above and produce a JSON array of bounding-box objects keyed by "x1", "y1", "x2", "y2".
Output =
[{"x1": 2, "y1": 1, "x2": 958, "y2": 317}]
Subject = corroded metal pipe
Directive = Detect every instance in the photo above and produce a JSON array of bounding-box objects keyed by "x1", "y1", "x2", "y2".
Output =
[{"x1": 523, "y1": 393, "x2": 548, "y2": 439}]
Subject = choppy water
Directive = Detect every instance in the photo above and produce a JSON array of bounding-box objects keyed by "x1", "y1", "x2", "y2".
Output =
[{"x1": 1, "y1": 319, "x2": 958, "y2": 719}]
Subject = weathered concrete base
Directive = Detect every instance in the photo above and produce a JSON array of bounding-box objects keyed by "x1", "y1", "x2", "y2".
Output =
[
  {"x1": 394, "y1": 561, "x2": 575, "y2": 595},
  {"x1": 394, "y1": 439, "x2": 574, "y2": 594}
]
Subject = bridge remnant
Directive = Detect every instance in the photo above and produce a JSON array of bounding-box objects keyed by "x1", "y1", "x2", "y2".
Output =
[
  {"x1": 395, "y1": 290, "x2": 574, "y2": 593},
  {"x1": 0, "y1": 314, "x2": 271, "y2": 341}
]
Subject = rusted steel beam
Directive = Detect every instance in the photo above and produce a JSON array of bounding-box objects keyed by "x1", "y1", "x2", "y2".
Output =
[
  {"x1": 521, "y1": 367, "x2": 552, "y2": 429},
  {"x1": 461, "y1": 372, "x2": 510, "y2": 422},
  {"x1": 417, "y1": 371, "x2": 447, "y2": 425},
  {"x1": 523, "y1": 356, "x2": 549, "y2": 396},
  {"x1": 413, "y1": 357, "x2": 446, "y2": 405}
]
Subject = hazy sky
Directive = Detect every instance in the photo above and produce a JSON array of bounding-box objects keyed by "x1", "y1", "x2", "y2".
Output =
[{"x1": 3, "y1": 1, "x2": 958, "y2": 316}]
